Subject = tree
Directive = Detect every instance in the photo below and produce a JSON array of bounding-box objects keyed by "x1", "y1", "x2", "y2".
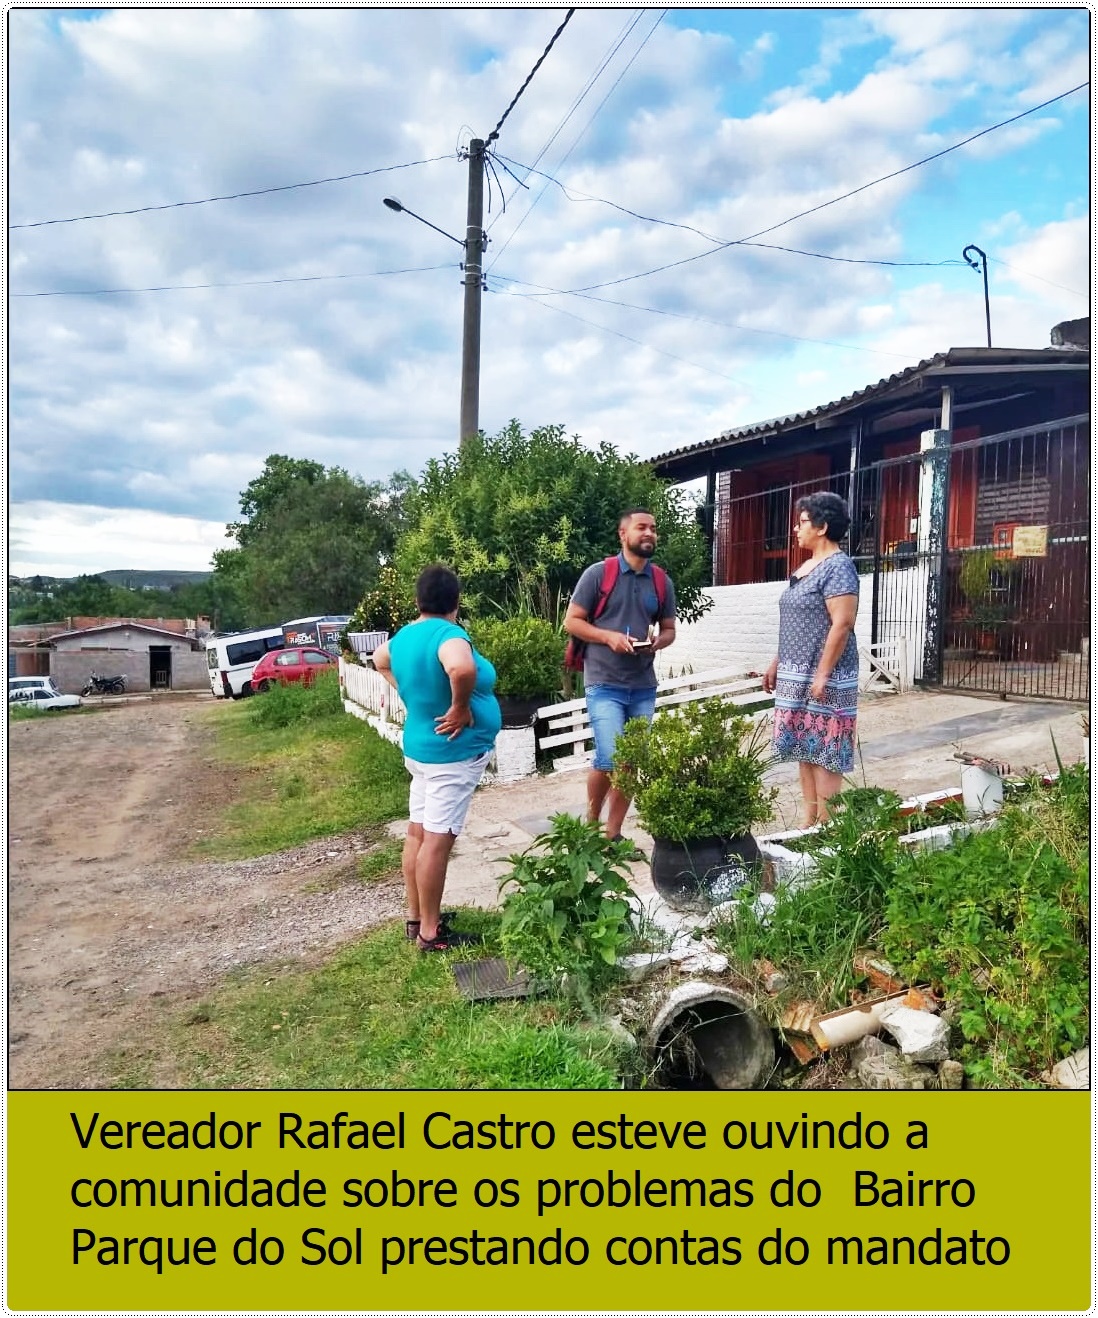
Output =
[
  {"x1": 211, "y1": 455, "x2": 410, "y2": 625},
  {"x1": 394, "y1": 421, "x2": 713, "y2": 624}
]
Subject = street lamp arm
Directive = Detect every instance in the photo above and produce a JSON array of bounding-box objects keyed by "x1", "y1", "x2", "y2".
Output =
[
  {"x1": 961, "y1": 243, "x2": 991, "y2": 348},
  {"x1": 381, "y1": 197, "x2": 465, "y2": 247}
]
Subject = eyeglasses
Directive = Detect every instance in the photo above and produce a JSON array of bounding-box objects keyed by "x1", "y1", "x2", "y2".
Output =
[{"x1": 796, "y1": 516, "x2": 814, "y2": 526}]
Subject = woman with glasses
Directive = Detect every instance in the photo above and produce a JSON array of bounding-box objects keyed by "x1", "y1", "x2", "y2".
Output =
[{"x1": 762, "y1": 492, "x2": 859, "y2": 828}]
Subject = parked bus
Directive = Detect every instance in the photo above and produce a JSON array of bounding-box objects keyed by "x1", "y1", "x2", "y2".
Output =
[
  {"x1": 205, "y1": 625, "x2": 287, "y2": 698},
  {"x1": 281, "y1": 615, "x2": 350, "y2": 650}
]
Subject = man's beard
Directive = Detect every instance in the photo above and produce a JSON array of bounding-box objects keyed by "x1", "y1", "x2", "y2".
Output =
[{"x1": 630, "y1": 539, "x2": 656, "y2": 558}]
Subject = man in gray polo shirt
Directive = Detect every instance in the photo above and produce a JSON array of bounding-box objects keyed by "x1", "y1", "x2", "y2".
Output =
[{"x1": 564, "y1": 509, "x2": 678, "y2": 844}]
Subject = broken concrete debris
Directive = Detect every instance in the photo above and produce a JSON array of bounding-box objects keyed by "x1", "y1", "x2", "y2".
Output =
[
  {"x1": 852, "y1": 952, "x2": 906, "y2": 995},
  {"x1": 1043, "y1": 1046, "x2": 1089, "y2": 1090},
  {"x1": 877, "y1": 1002, "x2": 951, "y2": 1063}
]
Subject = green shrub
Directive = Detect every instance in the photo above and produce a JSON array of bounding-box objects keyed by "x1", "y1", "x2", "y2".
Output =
[
  {"x1": 348, "y1": 565, "x2": 417, "y2": 636},
  {"x1": 498, "y1": 815, "x2": 637, "y2": 1013},
  {"x1": 613, "y1": 697, "x2": 775, "y2": 841},
  {"x1": 468, "y1": 614, "x2": 565, "y2": 699},
  {"x1": 249, "y1": 670, "x2": 343, "y2": 729},
  {"x1": 882, "y1": 806, "x2": 1089, "y2": 1087},
  {"x1": 394, "y1": 420, "x2": 715, "y2": 626}
]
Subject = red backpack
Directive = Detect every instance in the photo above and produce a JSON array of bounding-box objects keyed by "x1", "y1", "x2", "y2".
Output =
[{"x1": 563, "y1": 556, "x2": 668, "y2": 672}]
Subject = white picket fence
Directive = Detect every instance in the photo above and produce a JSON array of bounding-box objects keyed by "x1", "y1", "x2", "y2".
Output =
[
  {"x1": 339, "y1": 659, "x2": 535, "y2": 780},
  {"x1": 342, "y1": 647, "x2": 902, "y2": 779},
  {"x1": 341, "y1": 659, "x2": 405, "y2": 748},
  {"x1": 536, "y1": 668, "x2": 773, "y2": 773},
  {"x1": 859, "y1": 638, "x2": 909, "y2": 694}
]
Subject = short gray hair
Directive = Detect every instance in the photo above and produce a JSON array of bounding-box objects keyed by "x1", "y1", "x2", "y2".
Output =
[{"x1": 795, "y1": 491, "x2": 850, "y2": 543}]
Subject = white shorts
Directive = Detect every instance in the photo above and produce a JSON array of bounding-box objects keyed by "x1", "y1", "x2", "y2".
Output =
[{"x1": 405, "y1": 751, "x2": 493, "y2": 835}]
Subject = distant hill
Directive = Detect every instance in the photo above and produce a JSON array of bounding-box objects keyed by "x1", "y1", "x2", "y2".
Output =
[
  {"x1": 97, "y1": 570, "x2": 212, "y2": 590},
  {"x1": 8, "y1": 569, "x2": 212, "y2": 592}
]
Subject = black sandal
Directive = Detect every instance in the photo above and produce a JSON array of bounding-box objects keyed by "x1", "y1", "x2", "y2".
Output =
[
  {"x1": 416, "y1": 929, "x2": 479, "y2": 953},
  {"x1": 405, "y1": 912, "x2": 456, "y2": 940}
]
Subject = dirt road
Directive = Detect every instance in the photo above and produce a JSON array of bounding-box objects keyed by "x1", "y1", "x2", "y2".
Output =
[
  {"x1": 9, "y1": 687, "x2": 1085, "y2": 1088},
  {"x1": 8, "y1": 698, "x2": 404, "y2": 1089}
]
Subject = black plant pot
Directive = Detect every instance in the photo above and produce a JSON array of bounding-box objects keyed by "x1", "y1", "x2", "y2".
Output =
[
  {"x1": 496, "y1": 695, "x2": 548, "y2": 728},
  {"x1": 650, "y1": 833, "x2": 762, "y2": 912}
]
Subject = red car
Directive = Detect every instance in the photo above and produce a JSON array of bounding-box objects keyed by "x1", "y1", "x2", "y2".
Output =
[{"x1": 250, "y1": 646, "x2": 338, "y2": 692}]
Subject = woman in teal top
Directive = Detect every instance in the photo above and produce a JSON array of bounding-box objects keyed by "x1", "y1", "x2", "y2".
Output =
[{"x1": 372, "y1": 565, "x2": 501, "y2": 953}]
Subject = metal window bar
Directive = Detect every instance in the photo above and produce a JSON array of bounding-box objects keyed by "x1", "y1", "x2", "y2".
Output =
[{"x1": 711, "y1": 416, "x2": 1088, "y2": 702}]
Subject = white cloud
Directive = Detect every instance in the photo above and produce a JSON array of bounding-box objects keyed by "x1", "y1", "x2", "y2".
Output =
[
  {"x1": 6, "y1": 8, "x2": 1088, "y2": 574},
  {"x1": 8, "y1": 502, "x2": 236, "y2": 577},
  {"x1": 997, "y1": 216, "x2": 1089, "y2": 305}
]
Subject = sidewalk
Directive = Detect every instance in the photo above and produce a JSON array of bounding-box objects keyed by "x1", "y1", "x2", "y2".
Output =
[{"x1": 415, "y1": 688, "x2": 1087, "y2": 912}]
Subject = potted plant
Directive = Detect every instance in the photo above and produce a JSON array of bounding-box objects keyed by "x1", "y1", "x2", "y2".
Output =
[
  {"x1": 467, "y1": 614, "x2": 565, "y2": 726},
  {"x1": 958, "y1": 548, "x2": 1018, "y2": 655},
  {"x1": 614, "y1": 696, "x2": 777, "y2": 911}
]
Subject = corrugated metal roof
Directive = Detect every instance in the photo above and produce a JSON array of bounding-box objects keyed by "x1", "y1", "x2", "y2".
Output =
[
  {"x1": 650, "y1": 344, "x2": 1089, "y2": 468},
  {"x1": 48, "y1": 621, "x2": 196, "y2": 643}
]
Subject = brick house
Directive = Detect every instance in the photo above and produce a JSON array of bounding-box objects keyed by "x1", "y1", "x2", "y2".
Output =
[{"x1": 10, "y1": 618, "x2": 211, "y2": 693}]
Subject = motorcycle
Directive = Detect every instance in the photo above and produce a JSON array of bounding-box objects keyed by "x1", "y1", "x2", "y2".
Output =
[{"x1": 81, "y1": 671, "x2": 127, "y2": 696}]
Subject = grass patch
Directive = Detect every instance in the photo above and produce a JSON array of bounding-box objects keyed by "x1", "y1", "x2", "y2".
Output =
[
  {"x1": 194, "y1": 675, "x2": 408, "y2": 859},
  {"x1": 154, "y1": 918, "x2": 626, "y2": 1089},
  {"x1": 8, "y1": 704, "x2": 94, "y2": 722},
  {"x1": 358, "y1": 837, "x2": 405, "y2": 883}
]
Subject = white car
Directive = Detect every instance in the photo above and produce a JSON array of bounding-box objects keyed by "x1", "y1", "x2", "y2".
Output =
[
  {"x1": 8, "y1": 679, "x2": 82, "y2": 711},
  {"x1": 9, "y1": 675, "x2": 58, "y2": 695}
]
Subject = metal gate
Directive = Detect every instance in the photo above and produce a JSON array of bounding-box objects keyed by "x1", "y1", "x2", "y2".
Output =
[{"x1": 865, "y1": 415, "x2": 1089, "y2": 702}]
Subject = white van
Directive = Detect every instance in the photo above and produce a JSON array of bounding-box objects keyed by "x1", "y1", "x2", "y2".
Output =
[{"x1": 205, "y1": 626, "x2": 287, "y2": 698}]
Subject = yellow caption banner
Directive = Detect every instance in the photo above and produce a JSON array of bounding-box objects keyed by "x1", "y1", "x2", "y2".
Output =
[{"x1": 7, "y1": 1090, "x2": 1091, "y2": 1312}]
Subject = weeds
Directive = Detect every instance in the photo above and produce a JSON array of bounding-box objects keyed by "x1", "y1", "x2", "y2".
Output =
[
  {"x1": 498, "y1": 815, "x2": 637, "y2": 1016},
  {"x1": 249, "y1": 669, "x2": 343, "y2": 728},
  {"x1": 358, "y1": 837, "x2": 404, "y2": 883},
  {"x1": 710, "y1": 786, "x2": 903, "y2": 1007},
  {"x1": 882, "y1": 809, "x2": 1089, "y2": 1087},
  {"x1": 712, "y1": 770, "x2": 1090, "y2": 1086}
]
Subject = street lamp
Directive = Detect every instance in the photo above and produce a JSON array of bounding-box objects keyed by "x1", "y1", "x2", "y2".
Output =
[
  {"x1": 382, "y1": 196, "x2": 464, "y2": 248},
  {"x1": 381, "y1": 138, "x2": 487, "y2": 445},
  {"x1": 963, "y1": 244, "x2": 991, "y2": 348}
]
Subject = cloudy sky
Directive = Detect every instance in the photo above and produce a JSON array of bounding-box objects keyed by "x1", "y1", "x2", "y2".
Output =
[{"x1": 7, "y1": 6, "x2": 1090, "y2": 577}]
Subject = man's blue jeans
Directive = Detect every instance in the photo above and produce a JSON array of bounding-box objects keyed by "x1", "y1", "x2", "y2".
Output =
[{"x1": 585, "y1": 684, "x2": 657, "y2": 772}]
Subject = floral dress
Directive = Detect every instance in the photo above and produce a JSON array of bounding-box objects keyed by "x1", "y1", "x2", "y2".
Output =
[{"x1": 772, "y1": 552, "x2": 860, "y2": 774}]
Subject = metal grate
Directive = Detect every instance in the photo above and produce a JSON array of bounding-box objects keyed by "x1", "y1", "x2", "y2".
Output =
[{"x1": 451, "y1": 958, "x2": 537, "y2": 1001}]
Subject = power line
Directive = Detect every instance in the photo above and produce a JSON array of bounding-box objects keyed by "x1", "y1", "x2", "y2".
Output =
[
  {"x1": 9, "y1": 156, "x2": 453, "y2": 230},
  {"x1": 490, "y1": 272, "x2": 915, "y2": 360},
  {"x1": 485, "y1": 11, "x2": 647, "y2": 235},
  {"x1": 487, "y1": 11, "x2": 665, "y2": 270},
  {"x1": 986, "y1": 254, "x2": 1088, "y2": 300},
  {"x1": 742, "y1": 242, "x2": 966, "y2": 269},
  {"x1": 492, "y1": 154, "x2": 969, "y2": 269},
  {"x1": 565, "y1": 80, "x2": 1089, "y2": 295},
  {"x1": 487, "y1": 9, "x2": 575, "y2": 144},
  {"x1": 11, "y1": 264, "x2": 452, "y2": 298}
]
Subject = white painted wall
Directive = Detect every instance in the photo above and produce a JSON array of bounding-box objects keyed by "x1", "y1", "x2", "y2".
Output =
[{"x1": 657, "y1": 564, "x2": 927, "y2": 687}]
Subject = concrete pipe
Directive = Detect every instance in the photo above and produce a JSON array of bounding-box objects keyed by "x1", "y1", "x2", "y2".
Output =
[{"x1": 647, "y1": 981, "x2": 775, "y2": 1090}]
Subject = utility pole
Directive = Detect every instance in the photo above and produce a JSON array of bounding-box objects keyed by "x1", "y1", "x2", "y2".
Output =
[{"x1": 459, "y1": 138, "x2": 486, "y2": 446}]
